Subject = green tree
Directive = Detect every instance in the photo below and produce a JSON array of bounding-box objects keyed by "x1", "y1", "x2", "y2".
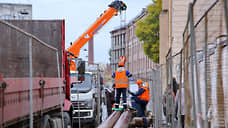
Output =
[{"x1": 135, "y1": 0, "x2": 162, "y2": 63}]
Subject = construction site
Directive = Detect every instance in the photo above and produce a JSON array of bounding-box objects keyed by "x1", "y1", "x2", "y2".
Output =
[{"x1": 0, "y1": 0, "x2": 228, "y2": 128}]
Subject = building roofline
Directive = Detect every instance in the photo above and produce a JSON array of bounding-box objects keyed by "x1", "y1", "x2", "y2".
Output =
[
  {"x1": 109, "y1": 8, "x2": 148, "y2": 33},
  {"x1": 127, "y1": 8, "x2": 148, "y2": 26},
  {"x1": 110, "y1": 25, "x2": 126, "y2": 33},
  {"x1": 0, "y1": 3, "x2": 32, "y2": 6}
]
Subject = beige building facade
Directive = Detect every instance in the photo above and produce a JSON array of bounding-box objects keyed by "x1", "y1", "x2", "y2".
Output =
[
  {"x1": 159, "y1": 0, "x2": 191, "y2": 92},
  {"x1": 125, "y1": 8, "x2": 158, "y2": 80},
  {"x1": 110, "y1": 26, "x2": 126, "y2": 73}
]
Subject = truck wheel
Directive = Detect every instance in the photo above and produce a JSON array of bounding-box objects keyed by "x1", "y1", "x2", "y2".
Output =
[
  {"x1": 63, "y1": 112, "x2": 71, "y2": 128},
  {"x1": 49, "y1": 118, "x2": 61, "y2": 128},
  {"x1": 42, "y1": 115, "x2": 51, "y2": 128}
]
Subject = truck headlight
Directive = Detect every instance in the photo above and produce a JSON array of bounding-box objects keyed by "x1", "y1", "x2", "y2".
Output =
[
  {"x1": 85, "y1": 99, "x2": 93, "y2": 108},
  {"x1": 71, "y1": 95, "x2": 76, "y2": 100}
]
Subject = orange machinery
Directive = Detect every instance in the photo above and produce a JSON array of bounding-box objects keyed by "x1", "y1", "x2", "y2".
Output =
[{"x1": 67, "y1": 0, "x2": 127, "y2": 71}]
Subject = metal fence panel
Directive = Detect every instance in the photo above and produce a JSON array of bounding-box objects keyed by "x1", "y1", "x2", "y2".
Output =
[{"x1": 0, "y1": 20, "x2": 65, "y2": 128}]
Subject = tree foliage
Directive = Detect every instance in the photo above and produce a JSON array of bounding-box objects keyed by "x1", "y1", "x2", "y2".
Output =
[{"x1": 135, "y1": 0, "x2": 162, "y2": 63}]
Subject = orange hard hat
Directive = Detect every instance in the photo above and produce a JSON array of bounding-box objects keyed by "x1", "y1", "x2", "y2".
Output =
[
  {"x1": 118, "y1": 61, "x2": 125, "y2": 66},
  {"x1": 120, "y1": 56, "x2": 126, "y2": 63},
  {"x1": 137, "y1": 79, "x2": 143, "y2": 85}
]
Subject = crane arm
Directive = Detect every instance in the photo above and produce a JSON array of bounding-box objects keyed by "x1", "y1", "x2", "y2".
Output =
[{"x1": 67, "y1": 0, "x2": 127, "y2": 57}]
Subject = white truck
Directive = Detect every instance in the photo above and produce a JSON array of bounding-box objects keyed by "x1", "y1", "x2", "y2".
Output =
[{"x1": 70, "y1": 72, "x2": 97, "y2": 126}]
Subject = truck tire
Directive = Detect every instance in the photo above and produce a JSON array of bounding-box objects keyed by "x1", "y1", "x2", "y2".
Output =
[
  {"x1": 42, "y1": 115, "x2": 51, "y2": 128},
  {"x1": 50, "y1": 118, "x2": 62, "y2": 128},
  {"x1": 63, "y1": 112, "x2": 71, "y2": 128}
]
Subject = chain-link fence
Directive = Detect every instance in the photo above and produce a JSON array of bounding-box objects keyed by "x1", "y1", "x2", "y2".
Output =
[
  {"x1": 0, "y1": 20, "x2": 65, "y2": 128},
  {"x1": 165, "y1": 0, "x2": 228, "y2": 128},
  {"x1": 132, "y1": 64, "x2": 166, "y2": 128}
]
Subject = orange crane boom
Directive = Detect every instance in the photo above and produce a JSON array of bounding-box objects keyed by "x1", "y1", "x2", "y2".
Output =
[{"x1": 67, "y1": 0, "x2": 127, "y2": 57}]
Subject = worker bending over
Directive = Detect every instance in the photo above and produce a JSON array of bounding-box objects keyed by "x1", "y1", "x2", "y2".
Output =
[
  {"x1": 129, "y1": 80, "x2": 149, "y2": 127},
  {"x1": 112, "y1": 61, "x2": 132, "y2": 110}
]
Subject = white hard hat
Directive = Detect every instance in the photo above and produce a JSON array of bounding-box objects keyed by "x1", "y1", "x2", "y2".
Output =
[{"x1": 143, "y1": 82, "x2": 149, "y2": 88}]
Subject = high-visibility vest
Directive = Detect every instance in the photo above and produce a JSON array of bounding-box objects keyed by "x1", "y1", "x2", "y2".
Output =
[
  {"x1": 114, "y1": 70, "x2": 128, "y2": 88},
  {"x1": 138, "y1": 86, "x2": 149, "y2": 102}
]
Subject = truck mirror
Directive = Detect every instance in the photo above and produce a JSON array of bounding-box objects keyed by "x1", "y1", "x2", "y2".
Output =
[
  {"x1": 77, "y1": 61, "x2": 85, "y2": 81},
  {"x1": 78, "y1": 74, "x2": 85, "y2": 81}
]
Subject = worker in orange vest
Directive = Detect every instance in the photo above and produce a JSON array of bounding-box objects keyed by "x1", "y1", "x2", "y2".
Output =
[
  {"x1": 129, "y1": 80, "x2": 149, "y2": 127},
  {"x1": 112, "y1": 61, "x2": 132, "y2": 110}
]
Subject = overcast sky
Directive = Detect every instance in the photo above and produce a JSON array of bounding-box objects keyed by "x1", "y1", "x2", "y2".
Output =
[{"x1": 0, "y1": 0, "x2": 152, "y2": 63}]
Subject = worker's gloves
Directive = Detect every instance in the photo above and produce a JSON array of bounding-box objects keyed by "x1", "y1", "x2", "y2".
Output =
[
  {"x1": 128, "y1": 74, "x2": 132, "y2": 77},
  {"x1": 112, "y1": 83, "x2": 116, "y2": 88}
]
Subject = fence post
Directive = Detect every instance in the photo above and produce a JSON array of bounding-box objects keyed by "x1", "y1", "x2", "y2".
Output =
[
  {"x1": 169, "y1": 49, "x2": 176, "y2": 128},
  {"x1": 178, "y1": 51, "x2": 183, "y2": 128},
  {"x1": 190, "y1": 2, "x2": 204, "y2": 127},
  {"x1": 189, "y1": 3, "x2": 197, "y2": 128},
  {"x1": 182, "y1": 32, "x2": 186, "y2": 128},
  {"x1": 97, "y1": 65, "x2": 101, "y2": 125},
  {"x1": 157, "y1": 66, "x2": 162, "y2": 127},
  {"x1": 56, "y1": 52, "x2": 65, "y2": 128},
  {"x1": 203, "y1": 14, "x2": 209, "y2": 128},
  {"x1": 166, "y1": 57, "x2": 169, "y2": 90},
  {"x1": 150, "y1": 78, "x2": 154, "y2": 126},
  {"x1": 29, "y1": 37, "x2": 33, "y2": 128},
  {"x1": 155, "y1": 69, "x2": 159, "y2": 128},
  {"x1": 151, "y1": 70, "x2": 156, "y2": 128}
]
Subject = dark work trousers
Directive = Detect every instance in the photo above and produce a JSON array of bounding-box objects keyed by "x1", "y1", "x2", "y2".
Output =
[
  {"x1": 115, "y1": 88, "x2": 127, "y2": 109},
  {"x1": 131, "y1": 96, "x2": 148, "y2": 127},
  {"x1": 181, "y1": 115, "x2": 185, "y2": 128}
]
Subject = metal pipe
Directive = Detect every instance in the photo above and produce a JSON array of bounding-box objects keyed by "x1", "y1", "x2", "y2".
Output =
[
  {"x1": 154, "y1": 70, "x2": 158, "y2": 128},
  {"x1": 182, "y1": 14, "x2": 186, "y2": 128},
  {"x1": 98, "y1": 111, "x2": 121, "y2": 128},
  {"x1": 190, "y1": 2, "x2": 203, "y2": 127},
  {"x1": 166, "y1": 57, "x2": 169, "y2": 89},
  {"x1": 178, "y1": 51, "x2": 183, "y2": 128},
  {"x1": 189, "y1": 3, "x2": 197, "y2": 128},
  {"x1": 151, "y1": 78, "x2": 155, "y2": 123},
  {"x1": 97, "y1": 64, "x2": 101, "y2": 125},
  {"x1": 113, "y1": 111, "x2": 131, "y2": 128},
  {"x1": 77, "y1": 79, "x2": 81, "y2": 128},
  {"x1": 169, "y1": 49, "x2": 175, "y2": 128},
  {"x1": 157, "y1": 67, "x2": 162, "y2": 127},
  {"x1": 129, "y1": 117, "x2": 153, "y2": 127},
  {"x1": 29, "y1": 37, "x2": 33, "y2": 128},
  {"x1": 204, "y1": 14, "x2": 209, "y2": 128},
  {"x1": 165, "y1": 56, "x2": 170, "y2": 127}
]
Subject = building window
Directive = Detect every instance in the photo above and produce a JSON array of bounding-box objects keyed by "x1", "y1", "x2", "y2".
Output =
[
  {"x1": 18, "y1": 15, "x2": 25, "y2": 19},
  {"x1": 1, "y1": 15, "x2": 11, "y2": 19}
]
